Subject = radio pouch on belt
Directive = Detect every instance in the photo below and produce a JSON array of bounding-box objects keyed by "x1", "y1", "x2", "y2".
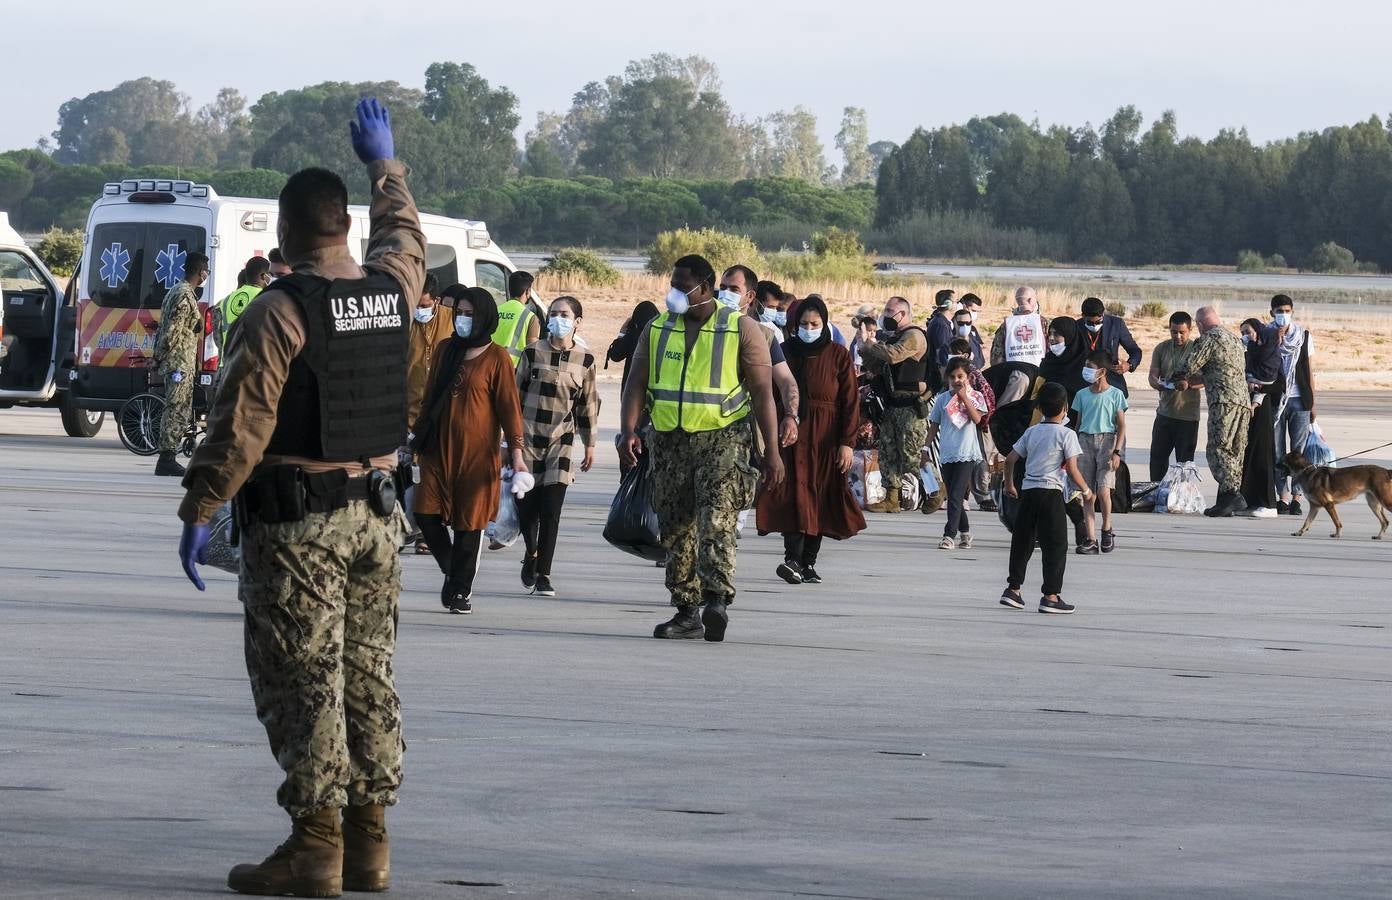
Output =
[
  {"x1": 239, "y1": 465, "x2": 308, "y2": 524},
  {"x1": 303, "y1": 470, "x2": 350, "y2": 513}
]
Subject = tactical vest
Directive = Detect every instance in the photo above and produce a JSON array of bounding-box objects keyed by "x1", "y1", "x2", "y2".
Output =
[
  {"x1": 889, "y1": 325, "x2": 929, "y2": 392},
  {"x1": 264, "y1": 272, "x2": 410, "y2": 462},
  {"x1": 647, "y1": 307, "x2": 749, "y2": 433},
  {"x1": 492, "y1": 298, "x2": 535, "y2": 366}
]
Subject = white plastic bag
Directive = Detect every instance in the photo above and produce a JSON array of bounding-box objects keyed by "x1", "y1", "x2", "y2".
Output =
[
  {"x1": 1162, "y1": 462, "x2": 1205, "y2": 515},
  {"x1": 919, "y1": 464, "x2": 940, "y2": 495},
  {"x1": 850, "y1": 449, "x2": 886, "y2": 508},
  {"x1": 486, "y1": 468, "x2": 521, "y2": 548}
]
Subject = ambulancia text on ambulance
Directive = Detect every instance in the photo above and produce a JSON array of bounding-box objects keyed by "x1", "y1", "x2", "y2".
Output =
[{"x1": 70, "y1": 178, "x2": 518, "y2": 412}]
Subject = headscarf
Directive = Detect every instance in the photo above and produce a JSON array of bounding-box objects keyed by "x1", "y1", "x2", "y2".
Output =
[
  {"x1": 1038, "y1": 315, "x2": 1089, "y2": 399},
  {"x1": 410, "y1": 285, "x2": 499, "y2": 447},
  {"x1": 782, "y1": 295, "x2": 831, "y2": 357},
  {"x1": 628, "y1": 300, "x2": 659, "y2": 334},
  {"x1": 782, "y1": 298, "x2": 801, "y2": 341}
]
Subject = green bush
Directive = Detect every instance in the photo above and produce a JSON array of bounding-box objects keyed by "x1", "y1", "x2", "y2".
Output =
[
  {"x1": 1306, "y1": 241, "x2": 1358, "y2": 274},
  {"x1": 539, "y1": 248, "x2": 621, "y2": 287},
  {"x1": 863, "y1": 209, "x2": 1066, "y2": 262},
  {"x1": 811, "y1": 226, "x2": 864, "y2": 258},
  {"x1": 1132, "y1": 300, "x2": 1169, "y2": 318},
  {"x1": 1236, "y1": 249, "x2": 1266, "y2": 272},
  {"x1": 1104, "y1": 300, "x2": 1127, "y2": 317},
  {"x1": 764, "y1": 251, "x2": 875, "y2": 284},
  {"x1": 646, "y1": 227, "x2": 764, "y2": 277},
  {"x1": 1267, "y1": 253, "x2": 1288, "y2": 269},
  {"x1": 34, "y1": 227, "x2": 83, "y2": 277}
]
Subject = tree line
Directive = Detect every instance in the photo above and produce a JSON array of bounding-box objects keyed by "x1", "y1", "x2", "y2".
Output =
[{"x1": 0, "y1": 57, "x2": 1388, "y2": 270}]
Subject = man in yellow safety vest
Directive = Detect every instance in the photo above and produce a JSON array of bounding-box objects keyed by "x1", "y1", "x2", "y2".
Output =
[
  {"x1": 619, "y1": 254, "x2": 784, "y2": 642},
  {"x1": 491, "y1": 270, "x2": 542, "y2": 367}
]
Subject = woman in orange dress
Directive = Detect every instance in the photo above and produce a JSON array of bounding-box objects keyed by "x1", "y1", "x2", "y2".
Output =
[{"x1": 412, "y1": 286, "x2": 528, "y2": 614}]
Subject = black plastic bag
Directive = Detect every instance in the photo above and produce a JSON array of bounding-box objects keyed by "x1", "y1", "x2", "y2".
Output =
[
  {"x1": 603, "y1": 450, "x2": 664, "y2": 561},
  {"x1": 1111, "y1": 459, "x2": 1133, "y2": 514}
]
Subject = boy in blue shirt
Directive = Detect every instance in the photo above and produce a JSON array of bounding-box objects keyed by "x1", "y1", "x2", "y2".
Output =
[
  {"x1": 1071, "y1": 350, "x2": 1129, "y2": 554},
  {"x1": 1002, "y1": 383, "x2": 1093, "y2": 614}
]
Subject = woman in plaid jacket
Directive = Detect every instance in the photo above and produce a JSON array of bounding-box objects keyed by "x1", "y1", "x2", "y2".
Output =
[{"x1": 515, "y1": 296, "x2": 601, "y2": 597}]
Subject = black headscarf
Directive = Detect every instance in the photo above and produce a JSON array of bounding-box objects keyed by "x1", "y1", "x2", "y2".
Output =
[
  {"x1": 629, "y1": 300, "x2": 659, "y2": 333},
  {"x1": 783, "y1": 295, "x2": 832, "y2": 357},
  {"x1": 409, "y1": 285, "x2": 500, "y2": 450},
  {"x1": 1038, "y1": 315, "x2": 1089, "y2": 399}
]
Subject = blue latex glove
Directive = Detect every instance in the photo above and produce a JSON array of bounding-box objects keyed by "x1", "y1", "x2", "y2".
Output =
[
  {"x1": 349, "y1": 97, "x2": 394, "y2": 164},
  {"x1": 180, "y1": 523, "x2": 211, "y2": 592}
]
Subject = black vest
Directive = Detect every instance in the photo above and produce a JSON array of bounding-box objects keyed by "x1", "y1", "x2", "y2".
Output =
[
  {"x1": 889, "y1": 325, "x2": 929, "y2": 392},
  {"x1": 264, "y1": 272, "x2": 410, "y2": 462}
]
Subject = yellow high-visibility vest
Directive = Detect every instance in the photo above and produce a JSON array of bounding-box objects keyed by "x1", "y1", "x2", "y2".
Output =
[
  {"x1": 646, "y1": 307, "x2": 749, "y2": 433},
  {"x1": 491, "y1": 298, "x2": 535, "y2": 366}
]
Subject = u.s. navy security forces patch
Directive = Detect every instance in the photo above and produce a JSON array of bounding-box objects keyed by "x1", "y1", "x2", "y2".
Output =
[{"x1": 330, "y1": 292, "x2": 403, "y2": 333}]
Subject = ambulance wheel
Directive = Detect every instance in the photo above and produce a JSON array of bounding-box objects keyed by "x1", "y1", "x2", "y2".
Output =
[
  {"x1": 117, "y1": 393, "x2": 165, "y2": 456},
  {"x1": 60, "y1": 395, "x2": 105, "y2": 438}
]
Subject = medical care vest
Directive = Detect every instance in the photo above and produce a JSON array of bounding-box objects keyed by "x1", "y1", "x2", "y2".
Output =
[
  {"x1": 264, "y1": 272, "x2": 410, "y2": 462},
  {"x1": 1003, "y1": 313, "x2": 1045, "y2": 365},
  {"x1": 646, "y1": 307, "x2": 750, "y2": 433},
  {"x1": 492, "y1": 298, "x2": 535, "y2": 366}
]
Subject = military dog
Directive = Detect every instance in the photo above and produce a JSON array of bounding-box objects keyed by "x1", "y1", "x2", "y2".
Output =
[{"x1": 1282, "y1": 450, "x2": 1392, "y2": 539}]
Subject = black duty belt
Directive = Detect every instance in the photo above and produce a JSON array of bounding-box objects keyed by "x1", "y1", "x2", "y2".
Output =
[{"x1": 236, "y1": 466, "x2": 395, "y2": 526}]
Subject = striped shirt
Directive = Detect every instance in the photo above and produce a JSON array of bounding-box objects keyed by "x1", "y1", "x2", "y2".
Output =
[{"x1": 516, "y1": 339, "x2": 600, "y2": 486}]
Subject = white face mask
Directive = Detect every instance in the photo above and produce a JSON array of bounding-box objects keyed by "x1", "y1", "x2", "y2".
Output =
[
  {"x1": 759, "y1": 307, "x2": 778, "y2": 325},
  {"x1": 1082, "y1": 366, "x2": 1101, "y2": 383},
  {"x1": 798, "y1": 326, "x2": 823, "y2": 344},
  {"x1": 667, "y1": 285, "x2": 707, "y2": 315},
  {"x1": 1085, "y1": 322, "x2": 1103, "y2": 333},
  {"x1": 548, "y1": 315, "x2": 575, "y2": 338},
  {"x1": 1273, "y1": 312, "x2": 1292, "y2": 327},
  {"x1": 773, "y1": 310, "x2": 788, "y2": 327},
  {"x1": 413, "y1": 307, "x2": 435, "y2": 324},
  {"x1": 1048, "y1": 342, "x2": 1066, "y2": 357},
  {"x1": 454, "y1": 315, "x2": 473, "y2": 339},
  {"x1": 955, "y1": 324, "x2": 972, "y2": 337},
  {"x1": 716, "y1": 289, "x2": 742, "y2": 311}
]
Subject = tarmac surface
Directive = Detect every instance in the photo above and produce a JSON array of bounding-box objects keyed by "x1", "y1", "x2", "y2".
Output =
[{"x1": 2, "y1": 387, "x2": 1390, "y2": 899}]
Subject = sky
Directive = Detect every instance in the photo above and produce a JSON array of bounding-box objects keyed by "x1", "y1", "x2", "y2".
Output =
[{"x1": 8, "y1": 0, "x2": 1392, "y2": 158}]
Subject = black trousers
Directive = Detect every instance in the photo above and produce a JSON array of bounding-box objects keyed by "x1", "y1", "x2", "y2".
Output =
[
  {"x1": 1241, "y1": 398, "x2": 1277, "y2": 509},
  {"x1": 1008, "y1": 488, "x2": 1068, "y2": 597},
  {"x1": 782, "y1": 532, "x2": 824, "y2": 567},
  {"x1": 517, "y1": 483, "x2": 568, "y2": 576},
  {"x1": 941, "y1": 461, "x2": 975, "y2": 537},
  {"x1": 1150, "y1": 414, "x2": 1200, "y2": 481},
  {"x1": 415, "y1": 514, "x2": 484, "y2": 597}
]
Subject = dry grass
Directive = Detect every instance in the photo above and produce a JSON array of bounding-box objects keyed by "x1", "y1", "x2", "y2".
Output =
[{"x1": 539, "y1": 273, "x2": 1392, "y2": 387}]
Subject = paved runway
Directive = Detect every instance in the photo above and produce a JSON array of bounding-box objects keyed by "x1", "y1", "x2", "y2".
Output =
[{"x1": 2, "y1": 390, "x2": 1389, "y2": 898}]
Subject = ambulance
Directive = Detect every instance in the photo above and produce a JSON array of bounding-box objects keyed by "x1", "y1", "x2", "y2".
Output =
[
  {"x1": 0, "y1": 212, "x2": 104, "y2": 436},
  {"x1": 70, "y1": 177, "x2": 518, "y2": 413}
]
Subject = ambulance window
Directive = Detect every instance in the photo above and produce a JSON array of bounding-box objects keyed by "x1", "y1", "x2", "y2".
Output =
[
  {"x1": 426, "y1": 243, "x2": 457, "y2": 293},
  {"x1": 140, "y1": 225, "x2": 207, "y2": 309},
  {"x1": 0, "y1": 251, "x2": 44, "y2": 291},
  {"x1": 88, "y1": 223, "x2": 146, "y2": 309},
  {"x1": 474, "y1": 261, "x2": 508, "y2": 304}
]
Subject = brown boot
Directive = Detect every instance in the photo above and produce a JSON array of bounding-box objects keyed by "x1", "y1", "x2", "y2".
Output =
[
  {"x1": 865, "y1": 497, "x2": 900, "y2": 514},
  {"x1": 227, "y1": 808, "x2": 343, "y2": 897},
  {"x1": 342, "y1": 804, "x2": 390, "y2": 892}
]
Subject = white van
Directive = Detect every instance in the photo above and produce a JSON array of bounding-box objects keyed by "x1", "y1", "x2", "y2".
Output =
[
  {"x1": 71, "y1": 178, "x2": 517, "y2": 411},
  {"x1": 0, "y1": 212, "x2": 105, "y2": 436}
]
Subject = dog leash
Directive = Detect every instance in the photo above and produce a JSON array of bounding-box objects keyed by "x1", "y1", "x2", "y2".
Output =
[{"x1": 1326, "y1": 439, "x2": 1392, "y2": 467}]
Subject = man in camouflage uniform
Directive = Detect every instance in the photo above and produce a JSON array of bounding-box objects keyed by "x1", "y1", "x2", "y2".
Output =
[
  {"x1": 619, "y1": 253, "x2": 784, "y2": 642},
  {"x1": 151, "y1": 251, "x2": 209, "y2": 477},
  {"x1": 858, "y1": 296, "x2": 929, "y2": 513},
  {"x1": 177, "y1": 99, "x2": 426, "y2": 897},
  {"x1": 1173, "y1": 306, "x2": 1250, "y2": 517}
]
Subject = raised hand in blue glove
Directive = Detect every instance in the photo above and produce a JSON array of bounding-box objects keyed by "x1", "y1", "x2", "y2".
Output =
[
  {"x1": 179, "y1": 522, "x2": 211, "y2": 592},
  {"x1": 349, "y1": 97, "x2": 394, "y2": 164}
]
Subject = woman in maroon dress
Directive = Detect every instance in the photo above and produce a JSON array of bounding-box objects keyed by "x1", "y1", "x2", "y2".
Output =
[{"x1": 756, "y1": 295, "x2": 866, "y2": 584}]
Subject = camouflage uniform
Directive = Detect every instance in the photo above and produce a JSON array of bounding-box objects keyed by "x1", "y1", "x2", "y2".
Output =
[
  {"x1": 877, "y1": 405, "x2": 928, "y2": 504},
  {"x1": 153, "y1": 281, "x2": 202, "y2": 454},
  {"x1": 1175, "y1": 326, "x2": 1250, "y2": 494},
  {"x1": 649, "y1": 421, "x2": 759, "y2": 609},
  {"x1": 240, "y1": 501, "x2": 408, "y2": 817}
]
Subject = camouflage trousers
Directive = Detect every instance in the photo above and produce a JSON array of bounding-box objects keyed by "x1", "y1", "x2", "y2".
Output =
[
  {"x1": 877, "y1": 405, "x2": 928, "y2": 500},
  {"x1": 1207, "y1": 402, "x2": 1251, "y2": 494},
  {"x1": 158, "y1": 374, "x2": 194, "y2": 454},
  {"x1": 240, "y1": 500, "x2": 407, "y2": 817},
  {"x1": 649, "y1": 421, "x2": 759, "y2": 609}
]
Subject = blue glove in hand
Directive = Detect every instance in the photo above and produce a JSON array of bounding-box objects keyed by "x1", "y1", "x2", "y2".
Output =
[
  {"x1": 179, "y1": 522, "x2": 211, "y2": 592},
  {"x1": 349, "y1": 97, "x2": 394, "y2": 164}
]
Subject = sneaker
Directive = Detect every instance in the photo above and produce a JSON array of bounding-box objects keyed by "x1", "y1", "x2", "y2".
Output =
[
  {"x1": 938, "y1": 535, "x2": 956, "y2": 550},
  {"x1": 959, "y1": 532, "x2": 973, "y2": 550},
  {"x1": 441, "y1": 580, "x2": 471, "y2": 614},
  {"x1": 446, "y1": 595, "x2": 472, "y2": 615},
  {"x1": 800, "y1": 565, "x2": 823, "y2": 584},
  {"x1": 1276, "y1": 500, "x2": 1291, "y2": 515},
  {"x1": 1039, "y1": 596, "x2": 1076, "y2": 614},
  {"x1": 521, "y1": 555, "x2": 537, "y2": 589},
  {"x1": 1100, "y1": 529, "x2": 1116, "y2": 553},
  {"x1": 999, "y1": 587, "x2": 1024, "y2": 609},
  {"x1": 1076, "y1": 539, "x2": 1100, "y2": 555},
  {"x1": 1249, "y1": 506, "x2": 1277, "y2": 519},
  {"x1": 1290, "y1": 499, "x2": 1303, "y2": 517},
  {"x1": 776, "y1": 560, "x2": 804, "y2": 584},
  {"x1": 532, "y1": 574, "x2": 555, "y2": 597}
]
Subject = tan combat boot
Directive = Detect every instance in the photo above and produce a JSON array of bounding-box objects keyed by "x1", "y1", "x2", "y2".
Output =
[
  {"x1": 342, "y1": 804, "x2": 390, "y2": 892},
  {"x1": 227, "y1": 808, "x2": 344, "y2": 897}
]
